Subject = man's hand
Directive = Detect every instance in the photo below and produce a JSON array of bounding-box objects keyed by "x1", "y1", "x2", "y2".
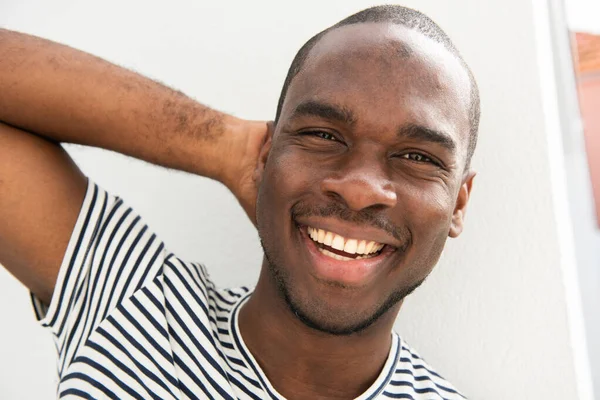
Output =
[{"x1": 221, "y1": 120, "x2": 271, "y2": 226}]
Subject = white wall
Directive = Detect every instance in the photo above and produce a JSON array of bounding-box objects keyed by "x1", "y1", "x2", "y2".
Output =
[
  {"x1": 560, "y1": 0, "x2": 600, "y2": 395},
  {"x1": 0, "y1": 0, "x2": 593, "y2": 399},
  {"x1": 565, "y1": 0, "x2": 600, "y2": 34}
]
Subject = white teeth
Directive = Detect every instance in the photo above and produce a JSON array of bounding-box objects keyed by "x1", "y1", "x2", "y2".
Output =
[
  {"x1": 324, "y1": 231, "x2": 333, "y2": 246},
  {"x1": 317, "y1": 229, "x2": 325, "y2": 243},
  {"x1": 306, "y1": 226, "x2": 384, "y2": 255},
  {"x1": 357, "y1": 240, "x2": 367, "y2": 254},
  {"x1": 344, "y1": 239, "x2": 357, "y2": 254},
  {"x1": 331, "y1": 234, "x2": 345, "y2": 251},
  {"x1": 318, "y1": 248, "x2": 354, "y2": 261}
]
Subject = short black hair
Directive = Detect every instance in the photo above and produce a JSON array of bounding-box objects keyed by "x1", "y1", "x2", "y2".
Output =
[{"x1": 275, "y1": 5, "x2": 481, "y2": 168}]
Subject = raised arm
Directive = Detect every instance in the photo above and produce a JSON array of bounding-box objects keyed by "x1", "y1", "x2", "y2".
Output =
[{"x1": 0, "y1": 29, "x2": 267, "y2": 304}]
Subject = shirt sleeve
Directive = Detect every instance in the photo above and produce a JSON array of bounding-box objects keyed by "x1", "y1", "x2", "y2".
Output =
[{"x1": 31, "y1": 179, "x2": 167, "y2": 356}]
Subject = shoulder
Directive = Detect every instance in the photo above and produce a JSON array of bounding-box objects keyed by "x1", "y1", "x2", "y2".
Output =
[{"x1": 385, "y1": 338, "x2": 467, "y2": 399}]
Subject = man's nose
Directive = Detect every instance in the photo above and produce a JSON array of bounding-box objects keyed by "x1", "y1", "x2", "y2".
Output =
[{"x1": 320, "y1": 155, "x2": 397, "y2": 212}]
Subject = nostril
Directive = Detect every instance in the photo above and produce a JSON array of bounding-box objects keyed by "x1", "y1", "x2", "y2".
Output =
[
  {"x1": 321, "y1": 174, "x2": 396, "y2": 211},
  {"x1": 322, "y1": 191, "x2": 349, "y2": 209}
]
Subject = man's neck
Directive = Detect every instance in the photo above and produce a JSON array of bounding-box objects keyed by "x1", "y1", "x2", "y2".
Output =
[{"x1": 238, "y1": 268, "x2": 401, "y2": 400}]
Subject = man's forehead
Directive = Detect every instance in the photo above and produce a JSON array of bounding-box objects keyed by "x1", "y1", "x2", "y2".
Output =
[
  {"x1": 309, "y1": 23, "x2": 426, "y2": 62},
  {"x1": 279, "y1": 23, "x2": 472, "y2": 150},
  {"x1": 304, "y1": 23, "x2": 464, "y2": 77}
]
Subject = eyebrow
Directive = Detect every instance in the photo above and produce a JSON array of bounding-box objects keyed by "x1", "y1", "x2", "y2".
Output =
[
  {"x1": 290, "y1": 100, "x2": 356, "y2": 125},
  {"x1": 398, "y1": 124, "x2": 457, "y2": 152},
  {"x1": 290, "y1": 101, "x2": 457, "y2": 152}
]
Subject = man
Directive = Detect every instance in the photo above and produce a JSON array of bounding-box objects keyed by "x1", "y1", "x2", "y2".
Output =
[{"x1": 0, "y1": 4, "x2": 478, "y2": 400}]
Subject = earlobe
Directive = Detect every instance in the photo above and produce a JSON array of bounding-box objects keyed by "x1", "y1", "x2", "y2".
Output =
[{"x1": 448, "y1": 171, "x2": 475, "y2": 238}]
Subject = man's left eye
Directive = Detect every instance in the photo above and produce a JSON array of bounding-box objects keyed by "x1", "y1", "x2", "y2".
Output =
[
  {"x1": 401, "y1": 152, "x2": 433, "y2": 163},
  {"x1": 312, "y1": 131, "x2": 337, "y2": 141}
]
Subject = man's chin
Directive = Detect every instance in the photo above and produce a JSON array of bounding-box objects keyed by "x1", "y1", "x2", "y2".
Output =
[
  {"x1": 280, "y1": 281, "x2": 415, "y2": 336},
  {"x1": 261, "y1": 236, "x2": 424, "y2": 336},
  {"x1": 286, "y1": 299, "x2": 379, "y2": 336}
]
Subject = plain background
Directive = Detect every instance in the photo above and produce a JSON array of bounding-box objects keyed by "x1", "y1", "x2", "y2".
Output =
[{"x1": 0, "y1": 0, "x2": 596, "y2": 399}]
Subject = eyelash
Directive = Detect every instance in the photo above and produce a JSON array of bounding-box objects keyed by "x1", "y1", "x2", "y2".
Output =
[
  {"x1": 301, "y1": 131, "x2": 440, "y2": 167},
  {"x1": 400, "y1": 152, "x2": 434, "y2": 164},
  {"x1": 302, "y1": 130, "x2": 338, "y2": 141}
]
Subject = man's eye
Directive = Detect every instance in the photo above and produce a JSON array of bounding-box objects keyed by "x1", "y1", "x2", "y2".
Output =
[
  {"x1": 401, "y1": 152, "x2": 433, "y2": 163},
  {"x1": 305, "y1": 131, "x2": 337, "y2": 141}
]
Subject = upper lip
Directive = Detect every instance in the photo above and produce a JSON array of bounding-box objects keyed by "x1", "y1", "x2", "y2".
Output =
[{"x1": 295, "y1": 216, "x2": 402, "y2": 248}]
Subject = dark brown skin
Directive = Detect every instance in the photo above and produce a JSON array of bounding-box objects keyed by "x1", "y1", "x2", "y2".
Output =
[
  {"x1": 0, "y1": 23, "x2": 474, "y2": 400},
  {"x1": 240, "y1": 24, "x2": 475, "y2": 399}
]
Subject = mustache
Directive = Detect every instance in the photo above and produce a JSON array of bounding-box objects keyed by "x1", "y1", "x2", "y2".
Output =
[{"x1": 290, "y1": 201, "x2": 409, "y2": 246}]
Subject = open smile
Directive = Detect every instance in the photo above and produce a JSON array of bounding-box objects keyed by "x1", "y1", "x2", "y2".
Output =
[
  {"x1": 298, "y1": 224, "x2": 397, "y2": 286},
  {"x1": 307, "y1": 226, "x2": 385, "y2": 260}
]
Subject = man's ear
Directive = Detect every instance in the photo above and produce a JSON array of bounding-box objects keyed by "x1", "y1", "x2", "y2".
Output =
[
  {"x1": 253, "y1": 121, "x2": 274, "y2": 186},
  {"x1": 449, "y1": 171, "x2": 476, "y2": 238}
]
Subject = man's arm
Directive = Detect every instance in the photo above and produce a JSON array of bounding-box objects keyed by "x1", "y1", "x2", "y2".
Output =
[
  {"x1": 0, "y1": 28, "x2": 265, "y2": 187},
  {"x1": 0, "y1": 29, "x2": 267, "y2": 304}
]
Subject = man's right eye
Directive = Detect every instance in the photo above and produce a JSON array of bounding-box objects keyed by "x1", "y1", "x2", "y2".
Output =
[{"x1": 303, "y1": 131, "x2": 337, "y2": 141}]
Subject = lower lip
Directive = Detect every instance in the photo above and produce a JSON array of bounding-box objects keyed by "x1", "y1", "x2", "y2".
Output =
[{"x1": 299, "y1": 227, "x2": 391, "y2": 287}]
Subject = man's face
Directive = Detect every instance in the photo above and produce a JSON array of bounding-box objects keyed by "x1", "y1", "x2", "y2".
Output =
[{"x1": 256, "y1": 23, "x2": 473, "y2": 335}]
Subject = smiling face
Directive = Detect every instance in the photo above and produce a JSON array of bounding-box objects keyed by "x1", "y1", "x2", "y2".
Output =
[{"x1": 255, "y1": 23, "x2": 474, "y2": 335}]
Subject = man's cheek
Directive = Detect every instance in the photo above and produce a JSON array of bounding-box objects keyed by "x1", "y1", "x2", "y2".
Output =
[{"x1": 272, "y1": 152, "x2": 321, "y2": 196}]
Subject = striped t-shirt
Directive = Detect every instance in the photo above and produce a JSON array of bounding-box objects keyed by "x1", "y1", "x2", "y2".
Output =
[{"x1": 31, "y1": 180, "x2": 467, "y2": 400}]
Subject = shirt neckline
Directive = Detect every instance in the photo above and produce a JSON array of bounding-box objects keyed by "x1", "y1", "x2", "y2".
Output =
[{"x1": 229, "y1": 291, "x2": 402, "y2": 400}]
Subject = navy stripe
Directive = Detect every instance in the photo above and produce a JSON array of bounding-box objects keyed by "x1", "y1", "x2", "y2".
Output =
[
  {"x1": 85, "y1": 207, "x2": 133, "y2": 334},
  {"x1": 390, "y1": 376, "x2": 459, "y2": 394},
  {"x1": 382, "y1": 392, "x2": 415, "y2": 399},
  {"x1": 141, "y1": 285, "x2": 165, "y2": 315},
  {"x1": 168, "y1": 328, "x2": 234, "y2": 400},
  {"x1": 171, "y1": 352, "x2": 215, "y2": 400},
  {"x1": 227, "y1": 355, "x2": 247, "y2": 368},
  {"x1": 162, "y1": 281, "x2": 231, "y2": 380},
  {"x1": 131, "y1": 295, "x2": 168, "y2": 338},
  {"x1": 400, "y1": 361, "x2": 444, "y2": 380},
  {"x1": 82, "y1": 200, "x2": 126, "y2": 324},
  {"x1": 59, "y1": 263, "x2": 93, "y2": 372},
  {"x1": 228, "y1": 373, "x2": 263, "y2": 400},
  {"x1": 220, "y1": 341, "x2": 235, "y2": 350},
  {"x1": 213, "y1": 290, "x2": 236, "y2": 305},
  {"x1": 225, "y1": 289, "x2": 242, "y2": 298},
  {"x1": 110, "y1": 308, "x2": 173, "y2": 363},
  {"x1": 55, "y1": 188, "x2": 104, "y2": 340},
  {"x1": 363, "y1": 335, "x2": 401, "y2": 400},
  {"x1": 95, "y1": 326, "x2": 178, "y2": 399},
  {"x1": 101, "y1": 222, "x2": 147, "y2": 319},
  {"x1": 58, "y1": 190, "x2": 109, "y2": 372},
  {"x1": 135, "y1": 241, "x2": 164, "y2": 292},
  {"x1": 71, "y1": 356, "x2": 144, "y2": 400},
  {"x1": 59, "y1": 387, "x2": 95, "y2": 398},
  {"x1": 116, "y1": 232, "x2": 156, "y2": 305},
  {"x1": 47, "y1": 184, "x2": 98, "y2": 330},
  {"x1": 61, "y1": 371, "x2": 118, "y2": 399},
  {"x1": 165, "y1": 260, "x2": 232, "y2": 350},
  {"x1": 57, "y1": 199, "x2": 125, "y2": 369},
  {"x1": 230, "y1": 292, "x2": 281, "y2": 400},
  {"x1": 104, "y1": 315, "x2": 177, "y2": 388},
  {"x1": 86, "y1": 339, "x2": 164, "y2": 400}
]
